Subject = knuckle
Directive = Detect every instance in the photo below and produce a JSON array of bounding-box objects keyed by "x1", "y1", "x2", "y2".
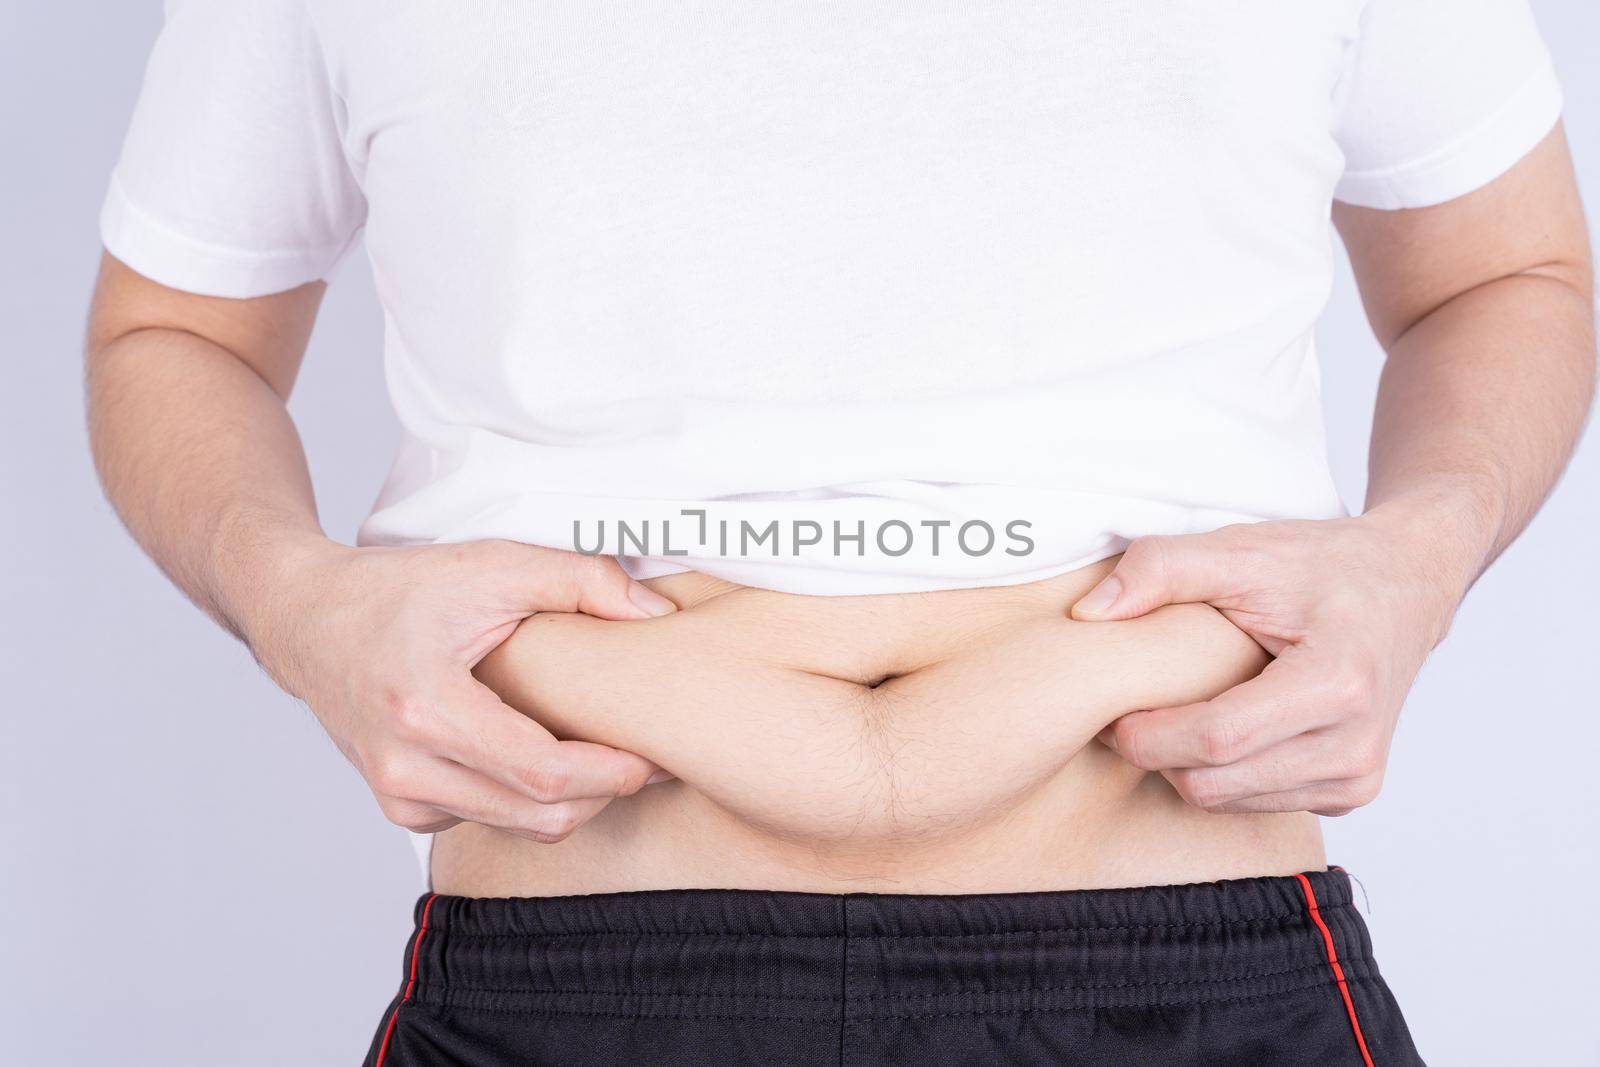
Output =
[
  {"x1": 525, "y1": 806, "x2": 581, "y2": 842},
  {"x1": 519, "y1": 756, "x2": 573, "y2": 804},
  {"x1": 1199, "y1": 717, "x2": 1250, "y2": 766},
  {"x1": 387, "y1": 692, "x2": 436, "y2": 743},
  {"x1": 1344, "y1": 735, "x2": 1387, "y2": 779},
  {"x1": 1114, "y1": 721, "x2": 1153, "y2": 770},
  {"x1": 1121, "y1": 536, "x2": 1160, "y2": 563},
  {"x1": 1323, "y1": 661, "x2": 1375, "y2": 714},
  {"x1": 1122, "y1": 536, "x2": 1169, "y2": 579},
  {"x1": 1321, "y1": 777, "x2": 1381, "y2": 814},
  {"x1": 540, "y1": 551, "x2": 613, "y2": 609},
  {"x1": 376, "y1": 796, "x2": 431, "y2": 831},
  {"x1": 1347, "y1": 775, "x2": 1383, "y2": 808},
  {"x1": 374, "y1": 795, "x2": 404, "y2": 820},
  {"x1": 576, "y1": 552, "x2": 626, "y2": 595},
  {"x1": 577, "y1": 549, "x2": 615, "y2": 580},
  {"x1": 379, "y1": 684, "x2": 409, "y2": 717},
  {"x1": 1174, "y1": 770, "x2": 1229, "y2": 810},
  {"x1": 364, "y1": 751, "x2": 407, "y2": 797}
]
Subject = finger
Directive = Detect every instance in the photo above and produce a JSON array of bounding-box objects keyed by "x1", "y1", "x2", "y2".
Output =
[
  {"x1": 1071, "y1": 530, "x2": 1253, "y2": 621},
  {"x1": 481, "y1": 541, "x2": 678, "y2": 621},
  {"x1": 372, "y1": 792, "x2": 462, "y2": 835},
  {"x1": 1186, "y1": 775, "x2": 1384, "y2": 816},
  {"x1": 426, "y1": 678, "x2": 664, "y2": 804},
  {"x1": 385, "y1": 756, "x2": 614, "y2": 842},
  {"x1": 1160, "y1": 729, "x2": 1385, "y2": 810},
  {"x1": 1103, "y1": 652, "x2": 1344, "y2": 770},
  {"x1": 501, "y1": 797, "x2": 613, "y2": 843}
]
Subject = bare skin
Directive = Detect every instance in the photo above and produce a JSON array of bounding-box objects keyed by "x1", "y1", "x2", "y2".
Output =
[
  {"x1": 86, "y1": 126, "x2": 1593, "y2": 892},
  {"x1": 446, "y1": 560, "x2": 1319, "y2": 895}
]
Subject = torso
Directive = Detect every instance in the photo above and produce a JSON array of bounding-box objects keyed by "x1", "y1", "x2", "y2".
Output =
[
  {"x1": 439, "y1": 557, "x2": 1323, "y2": 896},
  {"x1": 335, "y1": 1, "x2": 1358, "y2": 578}
]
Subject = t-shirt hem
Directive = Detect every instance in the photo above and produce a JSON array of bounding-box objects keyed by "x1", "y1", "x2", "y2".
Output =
[
  {"x1": 99, "y1": 173, "x2": 361, "y2": 298},
  {"x1": 1333, "y1": 57, "x2": 1563, "y2": 210},
  {"x1": 619, "y1": 546, "x2": 1130, "y2": 596},
  {"x1": 408, "y1": 829, "x2": 434, "y2": 890}
]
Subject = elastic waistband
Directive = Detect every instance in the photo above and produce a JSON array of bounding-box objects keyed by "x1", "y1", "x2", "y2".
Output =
[{"x1": 400, "y1": 870, "x2": 1373, "y2": 1021}]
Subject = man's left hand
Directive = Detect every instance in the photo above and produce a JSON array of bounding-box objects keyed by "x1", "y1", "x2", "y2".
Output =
[{"x1": 1070, "y1": 499, "x2": 1482, "y2": 816}]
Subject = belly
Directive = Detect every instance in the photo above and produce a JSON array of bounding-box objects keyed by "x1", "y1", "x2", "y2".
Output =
[{"x1": 438, "y1": 557, "x2": 1324, "y2": 895}]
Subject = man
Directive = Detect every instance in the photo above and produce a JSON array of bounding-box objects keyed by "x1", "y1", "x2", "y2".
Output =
[{"x1": 90, "y1": 1, "x2": 1593, "y2": 1063}]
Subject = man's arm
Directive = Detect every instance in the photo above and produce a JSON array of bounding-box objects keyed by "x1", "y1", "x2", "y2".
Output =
[
  {"x1": 87, "y1": 253, "x2": 678, "y2": 841},
  {"x1": 86, "y1": 255, "x2": 331, "y2": 638},
  {"x1": 1347, "y1": 122, "x2": 1595, "y2": 582},
  {"x1": 1071, "y1": 125, "x2": 1595, "y2": 815}
]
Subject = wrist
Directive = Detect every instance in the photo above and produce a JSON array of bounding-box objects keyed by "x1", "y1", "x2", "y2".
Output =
[
  {"x1": 209, "y1": 510, "x2": 351, "y2": 683},
  {"x1": 1359, "y1": 482, "x2": 1502, "y2": 645}
]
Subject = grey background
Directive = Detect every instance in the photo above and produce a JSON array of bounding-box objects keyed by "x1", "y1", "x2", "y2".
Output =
[{"x1": 1, "y1": 2, "x2": 1595, "y2": 1063}]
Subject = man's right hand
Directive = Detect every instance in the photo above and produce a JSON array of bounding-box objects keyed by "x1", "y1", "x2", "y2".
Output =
[
  {"x1": 86, "y1": 260, "x2": 680, "y2": 845},
  {"x1": 243, "y1": 537, "x2": 680, "y2": 842}
]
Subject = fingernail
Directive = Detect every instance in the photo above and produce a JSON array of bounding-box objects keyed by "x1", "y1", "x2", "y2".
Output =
[
  {"x1": 645, "y1": 770, "x2": 674, "y2": 785},
  {"x1": 628, "y1": 581, "x2": 678, "y2": 618},
  {"x1": 1073, "y1": 575, "x2": 1122, "y2": 619}
]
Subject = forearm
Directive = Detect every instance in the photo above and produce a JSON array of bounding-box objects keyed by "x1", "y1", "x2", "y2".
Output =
[
  {"x1": 86, "y1": 265, "x2": 666, "y2": 841},
  {"x1": 1364, "y1": 270, "x2": 1596, "y2": 610},
  {"x1": 86, "y1": 324, "x2": 332, "y2": 642}
]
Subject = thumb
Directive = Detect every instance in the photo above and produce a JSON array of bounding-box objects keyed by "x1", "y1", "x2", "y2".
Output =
[
  {"x1": 489, "y1": 542, "x2": 679, "y2": 621},
  {"x1": 1071, "y1": 534, "x2": 1235, "y2": 621}
]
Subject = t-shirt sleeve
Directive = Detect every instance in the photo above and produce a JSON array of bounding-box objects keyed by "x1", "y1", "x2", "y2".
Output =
[
  {"x1": 1332, "y1": 0, "x2": 1563, "y2": 210},
  {"x1": 100, "y1": 0, "x2": 365, "y2": 298}
]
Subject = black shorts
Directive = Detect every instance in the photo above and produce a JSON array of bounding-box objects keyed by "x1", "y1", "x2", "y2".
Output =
[{"x1": 363, "y1": 869, "x2": 1421, "y2": 1066}]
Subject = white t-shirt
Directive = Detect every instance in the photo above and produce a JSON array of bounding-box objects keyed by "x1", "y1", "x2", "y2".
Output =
[{"x1": 104, "y1": 0, "x2": 1563, "y2": 595}]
